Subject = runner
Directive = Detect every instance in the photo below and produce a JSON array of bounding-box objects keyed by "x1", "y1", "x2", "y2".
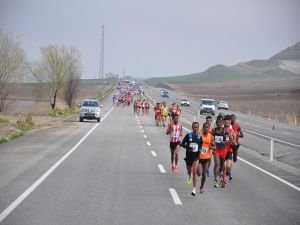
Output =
[
  {"x1": 154, "y1": 102, "x2": 162, "y2": 126},
  {"x1": 141, "y1": 99, "x2": 146, "y2": 116},
  {"x1": 202, "y1": 115, "x2": 213, "y2": 177},
  {"x1": 135, "y1": 99, "x2": 141, "y2": 115},
  {"x1": 224, "y1": 115, "x2": 236, "y2": 182},
  {"x1": 169, "y1": 103, "x2": 179, "y2": 123},
  {"x1": 145, "y1": 99, "x2": 150, "y2": 116},
  {"x1": 231, "y1": 114, "x2": 244, "y2": 163},
  {"x1": 161, "y1": 102, "x2": 168, "y2": 127},
  {"x1": 181, "y1": 122, "x2": 202, "y2": 196},
  {"x1": 198, "y1": 122, "x2": 215, "y2": 193},
  {"x1": 212, "y1": 116, "x2": 230, "y2": 188},
  {"x1": 166, "y1": 114, "x2": 182, "y2": 174}
]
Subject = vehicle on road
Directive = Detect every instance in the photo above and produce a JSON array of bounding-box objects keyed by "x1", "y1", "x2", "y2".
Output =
[
  {"x1": 181, "y1": 98, "x2": 190, "y2": 107},
  {"x1": 218, "y1": 100, "x2": 229, "y2": 110},
  {"x1": 79, "y1": 99, "x2": 102, "y2": 122},
  {"x1": 160, "y1": 90, "x2": 169, "y2": 98},
  {"x1": 200, "y1": 99, "x2": 216, "y2": 115}
]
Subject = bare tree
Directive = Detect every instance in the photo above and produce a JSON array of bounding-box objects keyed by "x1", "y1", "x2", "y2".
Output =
[
  {"x1": 63, "y1": 48, "x2": 82, "y2": 108},
  {"x1": 0, "y1": 31, "x2": 26, "y2": 112},
  {"x1": 30, "y1": 44, "x2": 81, "y2": 109}
]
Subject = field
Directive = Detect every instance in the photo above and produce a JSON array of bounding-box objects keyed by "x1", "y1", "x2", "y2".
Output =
[
  {"x1": 0, "y1": 82, "x2": 114, "y2": 141},
  {"x1": 5, "y1": 82, "x2": 113, "y2": 115},
  {"x1": 167, "y1": 79, "x2": 300, "y2": 125}
]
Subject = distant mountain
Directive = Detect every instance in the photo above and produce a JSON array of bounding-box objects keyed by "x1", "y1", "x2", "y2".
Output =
[
  {"x1": 146, "y1": 42, "x2": 300, "y2": 86},
  {"x1": 270, "y1": 42, "x2": 300, "y2": 60}
]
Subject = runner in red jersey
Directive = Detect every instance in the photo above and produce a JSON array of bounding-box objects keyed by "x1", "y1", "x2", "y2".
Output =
[
  {"x1": 166, "y1": 115, "x2": 182, "y2": 173},
  {"x1": 212, "y1": 116, "x2": 230, "y2": 188},
  {"x1": 154, "y1": 103, "x2": 162, "y2": 126},
  {"x1": 231, "y1": 114, "x2": 244, "y2": 162},
  {"x1": 224, "y1": 115, "x2": 236, "y2": 184}
]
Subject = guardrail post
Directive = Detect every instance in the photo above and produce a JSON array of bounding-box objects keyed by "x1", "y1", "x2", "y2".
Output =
[{"x1": 270, "y1": 138, "x2": 274, "y2": 161}]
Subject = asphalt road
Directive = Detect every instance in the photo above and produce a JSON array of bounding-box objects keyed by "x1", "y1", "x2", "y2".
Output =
[
  {"x1": 0, "y1": 95, "x2": 299, "y2": 225},
  {"x1": 145, "y1": 86, "x2": 300, "y2": 168}
]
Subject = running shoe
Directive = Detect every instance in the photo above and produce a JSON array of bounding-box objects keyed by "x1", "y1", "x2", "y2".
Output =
[
  {"x1": 206, "y1": 170, "x2": 210, "y2": 177},
  {"x1": 220, "y1": 177, "x2": 226, "y2": 188},
  {"x1": 214, "y1": 180, "x2": 219, "y2": 188},
  {"x1": 223, "y1": 177, "x2": 228, "y2": 184},
  {"x1": 174, "y1": 166, "x2": 179, "y2": 174},
  {"x1": 171, "y1": 165, "x2": 175, "y2": 173},
  {"x1": 186, "y1": 176, "x2": 192, "y2": 185},
  {"x1": 191, "y1": 191, "x2": 196, "y2": 196},
  {"x1": 228, "y1": 172, "x2": 233, "y2": 181},
  {"x1": 200, "y1": 187, "x2": 204, "y2": 193}
]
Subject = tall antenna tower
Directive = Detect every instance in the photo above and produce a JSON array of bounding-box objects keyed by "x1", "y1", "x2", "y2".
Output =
[{"x1": 99, "y1": 25, "x2": 104, "y2": 79}]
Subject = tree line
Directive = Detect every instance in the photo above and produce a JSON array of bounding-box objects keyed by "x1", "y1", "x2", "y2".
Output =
[{"x1": 0, "y1": 31, "x2": 82, "y2": 112}]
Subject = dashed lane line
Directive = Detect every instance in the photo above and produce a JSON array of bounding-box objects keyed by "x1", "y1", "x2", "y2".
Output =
[
  {"x1": 143, "y1": 135, "x2": 147, "y2": 139},
  {"x1": 151, "y1": 151, "x2": 157, "y2": 157},
  {"x1": 147, "y1": 141, "x2": 151, "y2": 146},
  {"x1": 158, "y1": 164, "x2": 167, "y2": 173},
  {"x1": 169, "y1": 188, "x2": 182, "y2": 205}
]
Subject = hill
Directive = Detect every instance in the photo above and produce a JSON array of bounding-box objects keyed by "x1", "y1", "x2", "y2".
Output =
[{"x1": 146, "y1": 42, "x2": 300, "y2": 86}]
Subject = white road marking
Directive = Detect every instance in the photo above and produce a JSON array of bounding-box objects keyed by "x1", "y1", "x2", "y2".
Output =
[
  {"x1": 143, "y1": 135, "x2": 147, "y2": 139},
  {"x1": 141, "y1": 130, "x2": 144, "y2": 133},
  {"x1": 158, "y1": 164, "x2": 166, "y2": 173},
  {"x1": 0, "y1": 107, "x2": 115, "y2": 223},
  {"x1": 169, "y1": 188, "x2": 182, "y2": 205},
  {"x1": 147, "y1": 141, "x2": 151, "y2": 146},
  {"x1": 151, "y1": 151, "x2": 157, "y2": 157},
  {"x1": 139, "y1": 125, "x2": 142, "y2": 128},
  {"x1": 238, "y1": 157, "x2": 300, "y2": 192}
]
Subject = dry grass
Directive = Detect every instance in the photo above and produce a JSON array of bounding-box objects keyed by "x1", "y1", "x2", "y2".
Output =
[
  {"x1": 169, "y1": 79, "x2": 300, "y2": 125},
  {"x1": 0, "y1": 82, "x2": 114, "y2": 142}
]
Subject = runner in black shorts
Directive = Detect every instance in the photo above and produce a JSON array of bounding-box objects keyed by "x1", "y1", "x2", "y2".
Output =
[{"x1": 181, "y1": 122, "x2": 202, "y2": 196}]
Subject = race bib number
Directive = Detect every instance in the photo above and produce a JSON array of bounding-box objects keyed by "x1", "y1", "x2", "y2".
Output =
[
  {"x1": 226, "y1": 135, "x2": 229, "y2": 141},
  {"x1": 171, "y1": 132, "x2": 179, "y2": 138},
  {"x1": 189, "y1": 143, "x2": 198, "y2": 152},
  {"x1": 215, "y1": 135, "x2": 223, "y2": 143},
  {"x1": 201, "y1": 147, "x2": 208, "y2": 154}
]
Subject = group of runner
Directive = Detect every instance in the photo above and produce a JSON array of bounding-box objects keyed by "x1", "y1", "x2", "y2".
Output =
[
  {"x1": 133, "y1": 98, "x2": 151, "y2": 116},
  {"x1": 166, "y1": 112, "x2": 243, "y2": 196},
  {"x1": 113, "y1": 82, "x2": 143, "y2": 107},
  {"x1": 154, "y1": 102, "x2": 182, "y2": 127}
]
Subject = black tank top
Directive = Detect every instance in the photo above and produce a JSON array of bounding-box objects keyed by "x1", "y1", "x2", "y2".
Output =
[{"x1": 214, "y1": 128, "x2": 226, "y2": 150}]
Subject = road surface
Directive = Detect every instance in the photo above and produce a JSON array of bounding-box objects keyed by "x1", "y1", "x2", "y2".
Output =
[{"x1": 0, "y1": 95, "x2": 299, "y2": 225}]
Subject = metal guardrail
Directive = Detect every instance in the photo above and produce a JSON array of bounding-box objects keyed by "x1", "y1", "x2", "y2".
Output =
[{"x1": 144, "y1": 87, "x2": 300, "y2": 162}]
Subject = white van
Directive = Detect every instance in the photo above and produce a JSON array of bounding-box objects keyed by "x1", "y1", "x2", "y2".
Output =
[{"x1": 200, "y1": 99, "x2": 216, "y2": 115}]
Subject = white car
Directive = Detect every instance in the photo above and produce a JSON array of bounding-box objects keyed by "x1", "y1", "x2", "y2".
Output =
[
  {"x1": 218, "y1": 101, "x2": 229, "y2": 110},
  {"x1": 79, "y1": 99, "x2": 103, "y2": 122},
  {"x1": 181, "y1": 98, "x2": 190, "y2": 107},
  {"x1": 200, "y1": 99, "x2": 216, "y2": 115}
]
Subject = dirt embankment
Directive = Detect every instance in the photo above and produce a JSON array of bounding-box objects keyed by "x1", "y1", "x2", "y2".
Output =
[{"x1": 167, "y1": 79, "x2": 300, "y2": 125}]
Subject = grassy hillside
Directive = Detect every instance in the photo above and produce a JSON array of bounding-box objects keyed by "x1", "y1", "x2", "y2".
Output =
[{"x1": 146, "y1": 42, "x2": 300, "y2": 86}]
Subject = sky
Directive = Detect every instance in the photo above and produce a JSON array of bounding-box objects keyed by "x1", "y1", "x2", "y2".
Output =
[{"x1": 0, "y1": 0, "x2": 300, "y2": 79}]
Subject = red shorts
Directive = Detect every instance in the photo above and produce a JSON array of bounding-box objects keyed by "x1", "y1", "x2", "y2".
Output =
[{"x1": 213, "y1": 149, "x2": 227, "y2": 159}]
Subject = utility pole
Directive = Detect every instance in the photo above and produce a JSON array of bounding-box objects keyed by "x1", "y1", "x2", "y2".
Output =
[{"x1": 99, "y1": 25, "x2": 104, "y2": 79}]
